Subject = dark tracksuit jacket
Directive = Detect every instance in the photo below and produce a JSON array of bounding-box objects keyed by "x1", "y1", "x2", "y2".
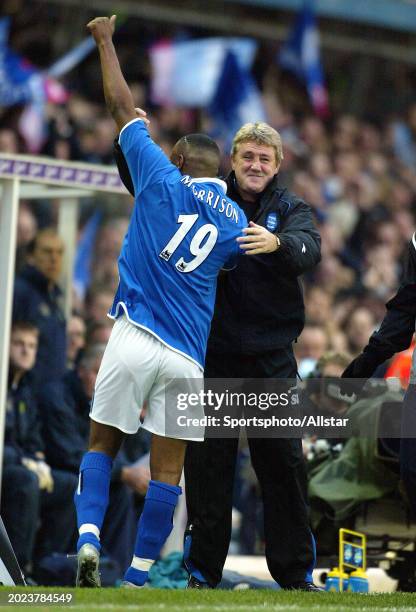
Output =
[
  {"x1": 3, "y1": 372, "x2": 44, "y2": 566},
  {"x1": 4, "y1": 372, "x2": 44, "y2": 467},
  {"x1": 13, "y1": 265, "x2": 66, "y2": 387},
  {"x1": 208, "y1": 172, "x2": 321, "y2": 355}
]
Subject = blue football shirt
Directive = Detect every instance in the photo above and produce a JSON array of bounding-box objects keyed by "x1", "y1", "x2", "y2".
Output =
[{"x1": 109, "y1": 118, "x2": 247, "y2": 369}]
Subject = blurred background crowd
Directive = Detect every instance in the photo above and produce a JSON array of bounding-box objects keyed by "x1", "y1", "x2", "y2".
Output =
[{"x1": 2, "y1": 0, "x2": 416, "y2": 585}]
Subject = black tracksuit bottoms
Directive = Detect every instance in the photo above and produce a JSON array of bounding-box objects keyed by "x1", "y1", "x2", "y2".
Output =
[{"x1": 184, "y1": 346, "x2": 316, "y2": 587}]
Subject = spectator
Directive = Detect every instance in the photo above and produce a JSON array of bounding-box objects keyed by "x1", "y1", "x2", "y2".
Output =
[
  {"x1": 310, "y1": 351, "x2": 354, "y2": 416},
  {"x1": 13, "y1": 228, "x2": 66, "y2": 387},
  {"x1": 294, "y1": 324, "x2": 329, "y2": 378},
  {"x1": 362, "y1": 244, "x2": 399, "y2": 298},
  {"x1": 2, "y1": 322, "x2": 78, "y2": 573},
  {"x1": 15, "y1": 204, "x2": 38, "y2": 273},
  {"x1": 86, "y1": 320, "x2": 113, "y2": 345},
  {"x1": 85, "y1": 284, "x2": 116, "y2": 326},
  {"x1": 314, "y1": 253, "x2": 355, "y2": 296},
  {"x1": 90, "y1": 218, "x2": 129, "y2": 290},
  {"x1": 67, "y1": 314, "x2": 86, "y2": 369},
  {"x1": 344, "y1": 307, "x2": 376, "y2": 356},
  {"x1": 305, "y1": 287, "x2": 333, "y2": 326},
  {"x1": 0, "y1": 128, "x2": 20, "y2": 153},
  {"x1": 302, "y1": 350, "x2": 353, "y2": 474}
]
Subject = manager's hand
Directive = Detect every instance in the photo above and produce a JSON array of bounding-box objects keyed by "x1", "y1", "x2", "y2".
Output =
[
  {"x1": 237, "y1": 221, "x2": 280, "y2": 255},
  {"x1": 87, "y1": 15, "x2": 116, "y2": 44}
]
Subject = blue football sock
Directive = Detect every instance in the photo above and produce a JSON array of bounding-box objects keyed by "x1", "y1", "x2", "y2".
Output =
[
  {"x1": 183, "y1": 534, "x2": 208, "y2": 583},
  {"x1": 124, "y1": 480, "x2": 181, "y2": 586},
  {"x1": 74, "y1": 451, "x2": 112, "y2": 553}
]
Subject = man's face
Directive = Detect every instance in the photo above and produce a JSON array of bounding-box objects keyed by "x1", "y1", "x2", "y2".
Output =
[
  {"x1": 88, "y1": 292, "x2": 115, "y2": 324},
  {"x1": 10, "y1": 330, "x2": 38, "y2": 373},
  {"x1": 31, "y1": 234, "x2": 64, "y2": 283},
  {"x1": 232, "y1": 141, "x2": 279, "y2": 201},
  {"x1": 67, "y1": 316, "x2": 86, "y2": 362}
]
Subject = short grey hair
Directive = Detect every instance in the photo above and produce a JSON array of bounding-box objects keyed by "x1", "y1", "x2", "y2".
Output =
[{"x1": 231, "y1": 122, "x2": 284, "y2": 164}]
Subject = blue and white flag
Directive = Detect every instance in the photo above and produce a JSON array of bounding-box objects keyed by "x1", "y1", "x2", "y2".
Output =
[
  {"x1": 279, "y1": 0, "x2": 328, "y2": 117},
  {"x1": 150, "y1": 37, "x2": 257, "y2": 107},
  {"x1": 47, "y1": 36, "x2": 96, "y2": 79},
  {"x1": 0, "y1": 17, "x2": 39, "y2": 107},
  {"x1": 73, "y1": 211, "x2": 102, "y2": 300},
  {"x1": 0, "y1": 17, "x2": 95, "y2": 151},
  {"x1": 18, "y1": 75, "x2": 48, "y2": 154},
  {"x1": 209, "y1": 50, "x2": 266, "y2": 146}
]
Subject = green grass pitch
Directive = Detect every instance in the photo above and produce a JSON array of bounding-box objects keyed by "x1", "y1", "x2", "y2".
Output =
[{"x1": 1, "y1": 588, "x2": 416, "y2": 611}]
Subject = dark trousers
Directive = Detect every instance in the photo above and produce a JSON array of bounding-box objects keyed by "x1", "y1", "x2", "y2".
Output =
[
  {"x1": 1, "y1": 466, "x2": 78, "y2": 568},
  {"x1": 184, "y1": 347, "x2": 315, "y2": 587}
]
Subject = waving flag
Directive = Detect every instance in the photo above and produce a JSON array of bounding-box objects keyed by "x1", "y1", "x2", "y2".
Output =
[
  {"x1": 47, "y1": 36, "x2": 96, "y2": 79},
  {"x1": 209, "y1": 50, "x2": 266, "y2": 146},
  {"x1": 150, "y1": 36, "x2": 266, "y2": 144},
  {"x1": 73, "y1": 211, "x2": 102, "y2": 300},
  {"x1": 149, "y1": 37, "x2": 257, "y2": 107},
  {"x1": 0, "y1": 18, "x2": 39, "y2": 107},
  {"x1": 0, "y1": 17, "x2": 95, "y2": 151},
  {"x1": 279, "y1": 0, "x2": 329, "y2": 117}
]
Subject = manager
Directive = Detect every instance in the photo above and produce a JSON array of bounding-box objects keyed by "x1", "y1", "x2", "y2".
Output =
[{"x1": 184, "y1": 122, "x2": 322, "y2": 591}]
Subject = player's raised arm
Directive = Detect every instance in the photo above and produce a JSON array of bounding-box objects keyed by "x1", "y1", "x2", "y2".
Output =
[{"x1": 87, "y1": 15, "x2": 137, "y2": 131}]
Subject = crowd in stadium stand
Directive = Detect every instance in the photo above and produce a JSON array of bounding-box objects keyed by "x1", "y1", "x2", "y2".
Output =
[{"x1": 2, "y1": 5, "x2": 416, "y2": 583}]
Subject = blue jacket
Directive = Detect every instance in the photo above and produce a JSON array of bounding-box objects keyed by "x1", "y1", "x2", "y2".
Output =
[
  {"x1": 13, "y1": 265, "x2": 66, "y2": 386},
  {"x1": 4, "y1": 372, "x2": 44, "y2": 467}
]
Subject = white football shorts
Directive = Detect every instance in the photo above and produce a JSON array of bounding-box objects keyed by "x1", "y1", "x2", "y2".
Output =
[{"x1": 90, "y1": 315, "x2": 204, "y2": 440}]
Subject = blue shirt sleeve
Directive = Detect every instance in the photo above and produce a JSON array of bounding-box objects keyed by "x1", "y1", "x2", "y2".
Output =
[
  {"x1": 222, "y1": 242, "x2": 241, "y2": 271},
  {"x1": 119, "y1": 118, "x2": 179, "y2": 196},
  {"x1": 222, "y1": 213, "x2": 247, "y2": 270}
]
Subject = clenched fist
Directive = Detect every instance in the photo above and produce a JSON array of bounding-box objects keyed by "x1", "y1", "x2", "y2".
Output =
[{"x1": 87, "y1": 15, "x2": 116, "y2": 44}]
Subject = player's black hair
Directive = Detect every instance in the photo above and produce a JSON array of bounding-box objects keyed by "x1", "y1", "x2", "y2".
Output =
[
  {"x1": 177, "y1": 133, "x2": 220, "y2": 158},
  {"x1": 174, "y1": 133, "x2": 221, "y2": 177}
]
